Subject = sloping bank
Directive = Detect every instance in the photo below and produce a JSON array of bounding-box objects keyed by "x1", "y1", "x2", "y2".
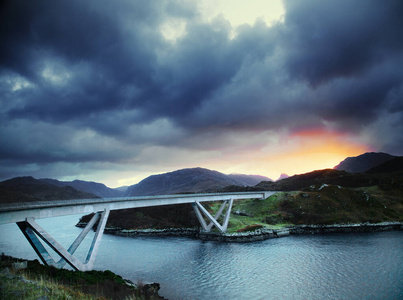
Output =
[
  {"x1": 77, "y1": 221, "x2": 403, "y2": 243},
  {"x1": 0, "y1": 254, "x2": 164, "y2": 300}
]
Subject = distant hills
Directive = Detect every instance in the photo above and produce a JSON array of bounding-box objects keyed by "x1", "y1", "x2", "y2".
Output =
[
  {"x1": 334, "y1": 152, "x2": 396, "y2": 173},
  {"x1": 1, "y1": 152, "x2": 402, "y2": 204},
  {"x1": 0, "y1": 168, "x2": 272, "y2": 203},
  {"x1": 220, "y1": 152, "x2": 403, "y2": 193},
  {"x1": 228, "y1": 173, "x2": 272, "y2": 186},
  {"x1": 40, "y1": 178, "x2": 123, "y2": 198},
  {"x1": 0, "y1": 176, "x2": 98, "y2": 203},
  {"x1": 125, "y1": 167, "x2": 271, "y2": 196},
  {"x1": 255, "y1": 168, "x2": 403, "y2": 192},
  {"x1": 2, "y1": 152, "x2": 402, "y2": 230}
]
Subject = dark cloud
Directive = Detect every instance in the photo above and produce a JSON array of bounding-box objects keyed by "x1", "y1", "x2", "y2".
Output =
[
  {"x1": 280, "y1": 0, "x2": 403, "y2": 86},
  {"x1": 1, "y1": 0, "x2": 403, "y2": 183}
]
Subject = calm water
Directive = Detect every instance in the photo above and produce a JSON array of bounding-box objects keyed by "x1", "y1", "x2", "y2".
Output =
[{"x1": 0, "y1": 214, "x2": 402, "y2": 300}]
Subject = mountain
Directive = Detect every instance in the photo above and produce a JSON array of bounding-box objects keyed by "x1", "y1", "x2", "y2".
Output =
[
  {"x1": 0, "y1": 176, "x2": 98, "y2": 203},
  {"x1": 276, "y1": 173, "x2": 289, "y2": 181},
  {"x1": 113, "y1": 186, "x2": 128, "y2": 193},
  {"x1": 125, "y1": 167, "x2": 269, "y2": 196},
  {"x1": 255, "y1": 168, "x2": 403, "y2": 191},
  {"x1": 227, "y1": 174, "x2": 271, "y2": 186},
  {"x1": 366, "y1": 157, "x2": 403, "y2": 174},
  {"x1": 40, "y1": 179, "x2": 123, "y2": 198},
  {"x1": 334, "y1": 152, "x2": 396, "y2": 173}
]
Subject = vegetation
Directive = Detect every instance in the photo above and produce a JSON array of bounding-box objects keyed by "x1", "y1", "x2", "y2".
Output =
[
  {"x1": 79, "y1": 183, "x2": 402, "y2": 234},
  {"x1": 80, "y1": 203, "x2": 199, "y2": 229},
  {"x1": 192, "y1": 184, "x2": 403, "y2": 232},
  {"x1": 0, "y1": 254, "x2": 163, "y2": 300}
]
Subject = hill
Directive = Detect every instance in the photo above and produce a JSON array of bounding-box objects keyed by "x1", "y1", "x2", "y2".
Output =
[
  {"x1": 334, "y1": 152, "x2": 396, "y2": 173},
  {"x1": 227, "y1": 174, "x2": 272, "y2": 186},
  {"x1": 40, "y1": 179, "x2": 123, "y2": 198},
  {"x1": 0, "y1": 177, "x2": 98, "y2": 203},
  {"x1": 228, "y1": 184, "x2": 403, "y2": 227},
  {"x1": 366, "y1": 157, "x2": 403, "y2": 174},
  {"x1": 82, "y1": 182, "x2": 403, "y2": 232},
  {"x1": 255, "y1": 168, "x2": 403, "y2": 191},
  {"x1": 125, "y1": 167, "x2": 270, "y2": 196}
]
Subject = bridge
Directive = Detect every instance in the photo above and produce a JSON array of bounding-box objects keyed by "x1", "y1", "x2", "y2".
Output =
[{"x1": 0, "y1": 191, "x2": 275, "y2": 271}]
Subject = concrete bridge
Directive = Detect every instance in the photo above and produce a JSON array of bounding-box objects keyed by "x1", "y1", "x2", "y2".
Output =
[{"x1": 0, "y1": 191, "x2": 275, "y2": 271}]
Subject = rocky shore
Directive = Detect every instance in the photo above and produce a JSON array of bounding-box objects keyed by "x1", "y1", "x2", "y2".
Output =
[
  {"x1": 198, "y1": 228, "x2": 290, "y2": 242},
  {"x1": 77, "y1": 221, "x2": 403, "y2": 243},
  {"x1": 77, "y1": 222, "x2": 292, "y2": 242},
  {"x1": 289, "y1": 222, "x2": 403, "y2": 234},
  {"x1": 104, "y1": 227, "x2": 199, "y2": 238}
]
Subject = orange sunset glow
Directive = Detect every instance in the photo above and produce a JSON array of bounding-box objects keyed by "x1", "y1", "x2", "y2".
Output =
[
  {"x1": 263, "y1": 130, "x2": 370, "y2": 178},
  {"x1": 193, "y1": 129, "x2": 371, "y2": 182}
]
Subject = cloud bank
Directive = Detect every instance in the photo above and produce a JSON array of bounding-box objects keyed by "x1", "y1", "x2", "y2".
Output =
[{"x1": 1, "y1": 0, "x2": 402, "y2": 186}]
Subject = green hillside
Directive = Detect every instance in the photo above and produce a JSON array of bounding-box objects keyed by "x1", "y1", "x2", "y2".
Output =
[
  {"x1": 87, "y1": 183, "x2": 403, "y2": 234},
  {"x1": 222, "y1": 184, "x2": 403, "y2": 232}
]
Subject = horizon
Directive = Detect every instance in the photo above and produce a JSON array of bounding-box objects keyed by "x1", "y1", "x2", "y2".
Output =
[
  {"x1": 1, "y1": 150, "x2": 397, "y2": 189},
  {"x1": 1, "y1": 1, "x2": 403, "y2": 188}
]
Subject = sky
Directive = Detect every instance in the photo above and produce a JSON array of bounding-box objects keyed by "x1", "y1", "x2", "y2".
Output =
[{"x1": 1, "y1": 0, "x2": 403, "y2": 188}]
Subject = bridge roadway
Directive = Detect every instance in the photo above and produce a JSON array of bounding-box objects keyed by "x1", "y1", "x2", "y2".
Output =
[{"x1": 0, "y1": 191, "x2": 275, "y2": 271}]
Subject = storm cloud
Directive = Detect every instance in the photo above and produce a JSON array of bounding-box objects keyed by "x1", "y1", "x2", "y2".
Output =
[{"x1": 1, "y1": 0, "x2": 403, "y2": 185}]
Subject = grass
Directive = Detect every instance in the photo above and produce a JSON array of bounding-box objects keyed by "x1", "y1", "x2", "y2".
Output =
[
  {"x1": 0, "y1": 255, "x2": 163, "y2": 300},
  {"x1": 205, "y1": 184, "x2": 403, "y2": 231},
  {"x1": 207, "y1": 196, "x2": 294, "y2": 233},
  {"x1": 0, "y1": 271, "x2": 105, "y2": 300}
]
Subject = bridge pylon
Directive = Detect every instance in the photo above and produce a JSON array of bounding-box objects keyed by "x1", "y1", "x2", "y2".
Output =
[
  {"x1": 192, "y1": 198, "x2": 234, "y2": 233},
  {"x1": 16, "y1": 208, "x2": 110, "y2": 271}
]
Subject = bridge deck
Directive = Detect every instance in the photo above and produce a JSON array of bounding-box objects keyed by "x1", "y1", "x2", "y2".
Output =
[{"x1": 0, "y1": 191, "x2": 275, "y2": 225}]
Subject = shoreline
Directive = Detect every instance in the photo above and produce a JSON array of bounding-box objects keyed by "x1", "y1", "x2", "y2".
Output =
[
  {"x1": 76, "y1": 221, "x2": 403, "y2": 242},
  {"x1": 289, "y1": 221, "x2": 403, "y2": 234}
]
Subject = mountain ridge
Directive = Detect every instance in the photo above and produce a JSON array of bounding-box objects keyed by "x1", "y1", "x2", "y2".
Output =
[
  {"x1": 255, "y1": 168, "x2": 403, "y2": 192},
  {"x1": 334, "y1": 152, "x2": 396, "y2": 173},
  {"x1": 125, "y1": 167, "x2": 271, "y2": 196},
  {"x1": 39, "y1": 178, "x2": 123, "y2": 198},
  {"x1": 0, "y1": 176, "x2": 98, "y2": 203},
  {"x1": 2, "y1": 152, "x2": 401, "y2": 200},
  {"x1": 366, "y1": 157, "x2": 403, "y2": 174}
]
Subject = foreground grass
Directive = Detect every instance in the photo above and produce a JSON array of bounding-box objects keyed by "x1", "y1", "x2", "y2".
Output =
[
  {"x1": 1, "y1": 271, "x2": 100, "y2": 300},
  {"x1": 0, "y1": 255, "x2": 162, "y2": 300}
]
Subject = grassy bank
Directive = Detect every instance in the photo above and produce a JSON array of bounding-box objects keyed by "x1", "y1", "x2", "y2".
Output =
[
  {"x1": 79, "y1": 184, "x2": 403, "y2": 234},
  {"x1": 0, "y1": 254, "x2": 163, "y2": 300},
  {"x1": 207, "y1": 184, "x2": 403, "y2": 232}
]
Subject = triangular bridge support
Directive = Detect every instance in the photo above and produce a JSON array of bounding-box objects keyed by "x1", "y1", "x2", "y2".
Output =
[
  {"x1": 192, "y1": 198, "x2": 233, "y2": 233},
  {"x1": 16, "y1": 209, "x2": 110, "y2": 271}
]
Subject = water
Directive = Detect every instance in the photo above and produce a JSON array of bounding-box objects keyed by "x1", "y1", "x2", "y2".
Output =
[{"x1": 0, "y1": 214, "x2": 402, "y2": 300}]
